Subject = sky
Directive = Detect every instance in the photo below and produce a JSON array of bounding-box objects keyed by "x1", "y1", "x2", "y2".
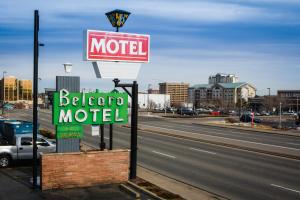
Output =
[{"x1": 0, "y1": 0, "x2": 300, "y2": 95}]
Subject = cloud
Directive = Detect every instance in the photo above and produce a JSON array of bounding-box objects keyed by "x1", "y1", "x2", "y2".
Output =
[{"x1": 1, "y1": 0, "x2": 300, "y2": 28}]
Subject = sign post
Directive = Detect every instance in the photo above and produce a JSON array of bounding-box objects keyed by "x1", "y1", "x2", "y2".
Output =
[{"x1": 84, "y1": 10, "x2": 150, "y2": 179}]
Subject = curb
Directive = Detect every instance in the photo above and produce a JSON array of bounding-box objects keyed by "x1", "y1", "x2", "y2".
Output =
[
  {"x1": 193, "y1": 123, "x2": 300, "y2": 138},
  {"x1": 127, "y1": 181, "x2": 166, "y2": 200},
  {"x1": 138, "y1": 165, "x2": 229, "y2": 200},
  {"x1": 120, "y1": 183, "x2": 141, "y2": 200},
  {"x1": 137, "y1": 126, "x2": 300, "y2": 160}
]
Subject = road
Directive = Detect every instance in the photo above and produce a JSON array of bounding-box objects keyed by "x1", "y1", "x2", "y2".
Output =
[{"x1": 6, "y1": 109, "x2": 300, "y2": 200}]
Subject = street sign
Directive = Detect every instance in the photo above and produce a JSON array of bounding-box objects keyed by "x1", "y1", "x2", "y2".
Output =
[
  {"x1": 84, "y1": 30, "x2": 150, "y2": 63},
  {"x1": 91, "y1": 125, "x2": 100, "y2": 136},
  {"x1": 56, "y1": 125, "x2": 83, "y2": 139},
  {"x1": 52, "y1": 89, "x2": 128, "y2": 125}
]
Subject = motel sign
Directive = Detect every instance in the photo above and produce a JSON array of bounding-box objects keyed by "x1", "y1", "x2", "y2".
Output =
[{"x1": 84, "y1": 30, "x2": 150, "y2": 62}]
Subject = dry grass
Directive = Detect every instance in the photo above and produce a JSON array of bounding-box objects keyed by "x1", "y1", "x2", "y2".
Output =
[{"x1": 133, "y1": 177, "x2": 185, "y2": 200}]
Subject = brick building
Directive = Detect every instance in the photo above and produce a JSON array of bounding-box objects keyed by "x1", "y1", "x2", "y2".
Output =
[{"x1": 159, "y1": 82, "x2": 189, "y2": 107}]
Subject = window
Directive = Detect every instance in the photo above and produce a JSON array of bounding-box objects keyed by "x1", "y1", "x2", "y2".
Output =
[
  {"x1": 21, "y1": 137, "x2": 32, "y2": 146},
  {"x1": 37, "y1": 138, "x2": 49, "y2": 146}
]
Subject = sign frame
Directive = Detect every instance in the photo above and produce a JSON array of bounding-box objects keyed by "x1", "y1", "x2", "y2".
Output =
[{"x1": 83, "y1": 30, "x2": 150, "y2": 63}]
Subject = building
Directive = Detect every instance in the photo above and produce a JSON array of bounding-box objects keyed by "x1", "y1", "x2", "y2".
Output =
[
  {"x1": 189, "y1": 74, "x2": 256, "y2": 109},
  {"x1": 277, "y1": 90, "x2": 300, "y2": 112},
  {"x1": 0, "y1": 76, "x2": 18, "y2": 103},
  {"x1": 18, "y1": 80, "x2": 32, "y2": 101},
  {"x1": 138, "y1": 93, "x2": 170, "y2": 109},
  {"x1": 147, "y1": 88, "x2": 160, "y2": 94},
  {"x1": 0, "y1": 76, "x2": 32, "y2": 103},
  {"x1": 159, "y1": 83, "x2": 189, "y2": 107},
  {"x1": 209, "y1": 73, "x2": 239, "y2": 84}
]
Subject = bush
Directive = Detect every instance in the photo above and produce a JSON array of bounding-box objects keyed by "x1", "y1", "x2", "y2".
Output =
[
  {"x1": 39, "y1": 129, "x2": 55, "y2": 139},
  {"x1": 226, "y1": 117, "x2": 239, "y2": 123}
]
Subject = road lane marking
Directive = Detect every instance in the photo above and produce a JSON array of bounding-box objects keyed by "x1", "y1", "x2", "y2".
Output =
[
  {"x1": 140, "y1": 123, "x2": 227, "y2": 135},
  {"x1": 189, "y1": 147, "x2": 217, "y2": 155},
  {"x1": 152, "y1": 151, "x2": 176, "y2": 159},
  {"x1": 271, "y1": 184, "x2": 300, "y2": 194},
  {"x1": 141, "y1": 125, "x2": 300, "y2": 151},
  {"x1": 104, "y1": 137, "x2": 109, "y2": 140}
]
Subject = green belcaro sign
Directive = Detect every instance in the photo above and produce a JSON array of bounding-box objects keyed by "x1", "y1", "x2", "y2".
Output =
[
  {"x1": 56, "y1": 125, "x2": 83, "y2": 139},
  {"x1": 53, "y1": 89, "x2": 128, "y2": 126}
]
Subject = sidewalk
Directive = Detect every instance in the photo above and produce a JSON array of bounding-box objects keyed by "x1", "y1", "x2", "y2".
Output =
[
  {"x1": 0, "y1": 164, "x2": 134, "y2": 200},
  {"x1": 137, "y1": 166, "x2": 227, "y2": 200}
]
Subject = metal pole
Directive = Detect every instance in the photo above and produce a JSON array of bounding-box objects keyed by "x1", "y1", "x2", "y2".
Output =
[
  {"x1": 297, "y1": 95, "x2": 299, "y2": 113},
  {"x1": 130, "y1": 81, "x2": 138, "y2": 179},
  {"x1": 267, "y1": 88, "x2": 270, "y2": 112},
  {"x1": 109, "y1": 124, "x2": 113, "y2": 150},
  {"x1": 279, "y1": 102, "x2": 282, "y2": 129},
  {"x1": 100, "y1": 124, "x2": 105, "y2": 150},
  {"x1": 2, "y1": 71, "x2": 6, "y2": 115},
  {"x1": 32, "y1": 10, "x2": 39, "y2": 189},
  {"x1": 164, "y1": 93, "x2": 166, "y2": 116}
]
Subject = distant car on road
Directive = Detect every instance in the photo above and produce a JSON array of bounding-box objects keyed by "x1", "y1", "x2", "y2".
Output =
[
  {"x1": 296, "y1": 113, "x2": 300, "y2": 126},
  {"x1": 177, "y1": 107, "x2": 195, "y2": 116},
  {"x1": 3, "y1": 104, "x2": 14, "y2": 110},
  {"x1": 240, "y1": 114, "x2": 262, "y2": 123}
]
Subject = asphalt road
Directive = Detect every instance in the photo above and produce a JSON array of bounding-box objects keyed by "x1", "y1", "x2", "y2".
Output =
[
  {"x1": 6, "y1": 109, "x2": 300, "y2": 200},
  {"x1": 139, "y1": 116, "x2": 300, "y2": 149}
]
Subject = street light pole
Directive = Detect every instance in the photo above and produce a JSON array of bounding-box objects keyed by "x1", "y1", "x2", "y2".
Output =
[
  {"x1": 2, "y1": 71, "x2": 7, "y2": 115},
  {"x1": 32, "y1": 10, "x2": 44, "y2": 189},
  {"x1": 297, "y1": 95, "x2": 299, "y2": 113},
  {"x1": 279, "y1": 102, "x2": 282, "y2": 129},
  {"x1": 267, "y1": 88, "x2": 270, "y2": 112}
]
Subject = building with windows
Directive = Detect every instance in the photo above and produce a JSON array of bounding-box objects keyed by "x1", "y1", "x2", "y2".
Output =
[
  {"x1": 147, "y1": 88, "x2": 160, "y2": 94},
  {"x1": 209, "y1": 73, "x2": 239, "y2": 84},
  {"x1": 159, "y1": 82, "x2": 189, "y2": 107},
  {"x1": 0, "y1": 76, "x2": 32, "y2": 103},
  {"x1": 137, "y1": 93, "x2": 170, "y2": 110},
  {"x1": 277, "y1": 90, "x2": 300, "y2": 112},
  {"x1": 189, "y1": 74, "x2": 256, "y2": 109},
  {"x1": 18, "y1": 80, "x2": 32, "y2": 101}
]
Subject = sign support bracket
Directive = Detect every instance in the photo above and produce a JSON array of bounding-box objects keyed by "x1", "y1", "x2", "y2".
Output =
[{"x1": 113, "y1": 78, "x2": 138, "y2": 179}]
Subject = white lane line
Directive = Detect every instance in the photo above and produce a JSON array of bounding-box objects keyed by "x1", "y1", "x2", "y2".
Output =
[
  {"x1": 286, "y1": 142, "x2": 300, "y2": 146},
  {"x1": 189, "y1": 147, "x2": 217, "y2": 155},
  {"x1": 141, "y1": 125, "x2": 300, "y2": 151},
  {"x1": 104, "y1": 137, "x2": 109, "y2": 140},
  {"x1": 271, "y1": 184, "x2": 300, "y2": 194},
  {"x1": 140, "y1": 122, "x2": 236, "y2": 136},
  {"x1": 152, "y1": 150, "x2": 176, "y2": 159}
]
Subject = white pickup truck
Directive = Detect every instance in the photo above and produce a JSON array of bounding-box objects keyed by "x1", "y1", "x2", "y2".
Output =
[{"x1": 0, "y1": 134, "x2": 56, "y2": 167}]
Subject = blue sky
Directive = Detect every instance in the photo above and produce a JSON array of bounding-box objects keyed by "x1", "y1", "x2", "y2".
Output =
[{"x1": 0, "y1": 0, "x2": 300, "y2": 95}]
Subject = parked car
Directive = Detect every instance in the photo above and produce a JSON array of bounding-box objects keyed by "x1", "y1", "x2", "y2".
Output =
[
  {"x1": 0, "y1": 134, "x2": 56, "y2": 168},
  {"x1": 177, "y1": 107, "x2": 195, "y2": 116},
  {"x1": 240, "y1": 114, "x2": 262, "y2": 123},
  {"x1": 3, "y1": 104, "x2": 14, "y2": 110},
  {"x1": 296, "y1": 112, "x2": 300, "y2": 126}
]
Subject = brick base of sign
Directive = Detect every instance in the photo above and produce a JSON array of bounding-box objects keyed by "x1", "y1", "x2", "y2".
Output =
[{"x1": 40, "y1": 150, "x2": 129, "y2": 190}]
